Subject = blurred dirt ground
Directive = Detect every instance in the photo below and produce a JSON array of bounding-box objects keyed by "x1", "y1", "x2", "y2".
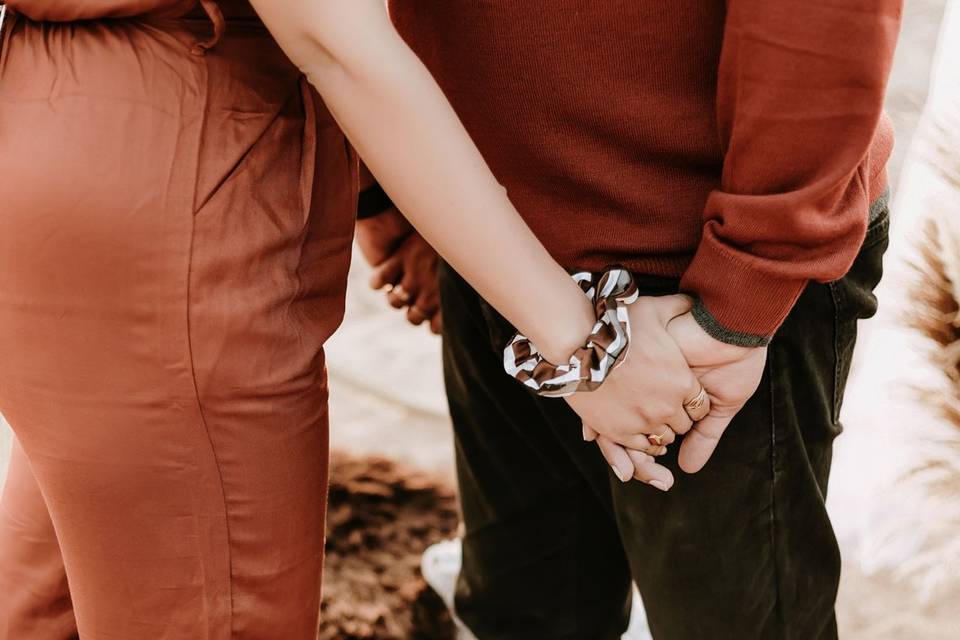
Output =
[{"x1": 319, "y1": 454, "x2": 457, "y2": 639}]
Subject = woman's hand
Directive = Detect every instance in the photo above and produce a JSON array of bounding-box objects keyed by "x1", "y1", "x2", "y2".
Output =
[{"x1": 566, "y1": 294, "x2": 701, "y2": 491}]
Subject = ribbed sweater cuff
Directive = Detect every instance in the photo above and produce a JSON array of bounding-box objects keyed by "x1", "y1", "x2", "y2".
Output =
[{"x1": 680, "y1": 237, "x2": 808, "y2": 347}]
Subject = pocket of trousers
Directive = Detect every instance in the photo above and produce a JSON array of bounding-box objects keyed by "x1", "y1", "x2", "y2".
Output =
[{"x1": 828, "y1": 204, "x2": 891, "y2": 422}]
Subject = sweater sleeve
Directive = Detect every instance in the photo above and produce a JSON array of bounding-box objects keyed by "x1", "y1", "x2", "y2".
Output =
[{"x1": 678, "y1": 0, "x2": 902, "y2": 346}]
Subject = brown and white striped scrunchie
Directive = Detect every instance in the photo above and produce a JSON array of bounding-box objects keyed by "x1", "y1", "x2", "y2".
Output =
[{"x1": 503, "y1": 268, "x2": 639, "y2": 398}]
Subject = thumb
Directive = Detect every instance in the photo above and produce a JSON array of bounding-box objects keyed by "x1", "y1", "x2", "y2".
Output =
[{"x1": 677, "y1": 411, "x2": 732, "y2": 473}]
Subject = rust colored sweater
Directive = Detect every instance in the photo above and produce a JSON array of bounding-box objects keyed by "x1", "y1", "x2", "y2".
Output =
[{"x1": 388, "y1": 0, "x2": 902, "y2": 345}]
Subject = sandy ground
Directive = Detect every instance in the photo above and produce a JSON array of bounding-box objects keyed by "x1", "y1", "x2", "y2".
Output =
[{"x1": 0, "y1": 2, "x2": 956, "y2": 637}]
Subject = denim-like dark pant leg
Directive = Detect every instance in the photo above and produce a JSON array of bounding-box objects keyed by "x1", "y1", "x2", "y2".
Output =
[{"x1": 439, "y1": 210, "x2": 888, "y2": 640}]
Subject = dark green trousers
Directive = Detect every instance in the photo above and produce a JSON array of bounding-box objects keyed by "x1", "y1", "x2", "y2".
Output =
[{"x1": 438, "y1": 209, "x2": 889, "y2": 640}]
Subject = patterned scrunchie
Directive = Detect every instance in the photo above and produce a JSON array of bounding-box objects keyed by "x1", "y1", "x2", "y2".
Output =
[{"x1": 503, "y1": 268, "x2": 639, "y2": 398}]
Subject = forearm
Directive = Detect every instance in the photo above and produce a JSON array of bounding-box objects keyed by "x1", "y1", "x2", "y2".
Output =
[
  {"x1": 249, "y1": 0, "x2": 594, "y2": 361},
  {"x1": 681, "y1": 0, "x2": 902, "y2": 344}
]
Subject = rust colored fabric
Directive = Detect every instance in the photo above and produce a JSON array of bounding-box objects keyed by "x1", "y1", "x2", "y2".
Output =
[
  {"x1": 0, "y1": 3, "x2": 356, "y2": 638},
  {"x1": 388, "y1": 0, "x2": 901, "y2": 340},
  {"x1": 0, "y1": 442, "x2": 76, "y2": 639}
]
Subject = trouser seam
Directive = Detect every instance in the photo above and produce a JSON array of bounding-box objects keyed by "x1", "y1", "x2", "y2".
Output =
[
  {"x1": 184, "y1": 227, "x2": 235, "y2": 638},
  {"x1": 184, "y1": 55, "x2": 234, "y2": 637}
]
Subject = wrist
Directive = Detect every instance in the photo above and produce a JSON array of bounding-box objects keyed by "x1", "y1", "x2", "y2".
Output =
[
  {"x1": 668, "y1": 311, "x2": 760, "y2": 364},
  {"x1": 503, "y1": 268, "x2": 639, "y2": 397},
  {"x1": 532, "y1": 296, "x2": 596, "y2": 365},
  {"x1": 357, "y1": 183, "x2": 395, "y2": 220}
]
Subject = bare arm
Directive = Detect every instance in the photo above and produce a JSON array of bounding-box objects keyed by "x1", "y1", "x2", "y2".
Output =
[{"x1": 248, "y1": 0, "x2": 594, "y2": 362}]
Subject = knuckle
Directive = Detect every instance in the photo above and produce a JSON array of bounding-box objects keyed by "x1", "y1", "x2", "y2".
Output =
[{"x1": 650, "y1": 403, "x2": 675, "y2": 422}]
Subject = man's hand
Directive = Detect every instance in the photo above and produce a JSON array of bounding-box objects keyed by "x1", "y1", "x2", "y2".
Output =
[
  {"x1": 665, "y1": 312, "x2": 767, "y2": 473},
  {"x1": 355, "y1": 203, "x2": 442, "y2": 333},
  {"x1": 355, "y1": 205, "x2": 412, "y2": 267},
  {"x1": 565, "y1": 294, "x2": 702, "y2": 491},
  {"x1": 370, "y1": 231, "x2": 442, "y2": 334}
]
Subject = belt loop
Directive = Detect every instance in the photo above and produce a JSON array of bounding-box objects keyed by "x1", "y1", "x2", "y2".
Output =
[{"x1": 190, "y1": 0, "x2": 225, "y2": 56}]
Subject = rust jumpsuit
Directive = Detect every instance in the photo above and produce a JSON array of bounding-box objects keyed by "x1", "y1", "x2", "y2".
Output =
[{"x1": 0, "y1": 1, "x2": 357, "y2": 637}]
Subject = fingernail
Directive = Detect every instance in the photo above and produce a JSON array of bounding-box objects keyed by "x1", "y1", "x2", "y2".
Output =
[
  {"x1": 611, "y1": 466, "x2": 626, "y2": 483},
  {"x1": 582, "y1": 425, "x2": 591, "y2": 441},
  {"x1": 648, "y1": 480, "x2": 669, "y2": 492}
]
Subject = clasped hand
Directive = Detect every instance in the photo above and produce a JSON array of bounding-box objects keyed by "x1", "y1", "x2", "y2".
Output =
[
  {"x1": 357, "y1": 207, "x2": 768, "y2": 489},
  {"x1": 573, "y1": 297, "x2": 767, "y2": 490}
]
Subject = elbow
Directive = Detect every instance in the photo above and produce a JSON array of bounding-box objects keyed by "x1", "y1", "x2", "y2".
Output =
[
  {"x1": 286, "y1": 1, "x2": 394, "y2": 88},
  {"x1": 286, "y1": 28, "x2": 344, "y2": 87}
]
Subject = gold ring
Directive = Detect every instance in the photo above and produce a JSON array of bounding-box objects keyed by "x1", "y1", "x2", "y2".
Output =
[
  {"x1": 647, "y1": 427, "x2": 670, "y2": 447},
  {"x1": 683, "y1": 386, "x2": 710, "y2": 421}
]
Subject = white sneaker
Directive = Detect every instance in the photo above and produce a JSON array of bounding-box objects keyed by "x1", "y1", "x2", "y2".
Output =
[
  {"x1": 421, "y1": 539, "x2": 653, "y2": 640},
  {"x1": 421, "y1": 539, "x2": 477, "y2": 640}
]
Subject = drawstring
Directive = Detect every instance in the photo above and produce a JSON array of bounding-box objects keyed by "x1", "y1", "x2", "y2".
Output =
[{"x1": 190, "y1": 0, "x2": 225, "y2": 56}]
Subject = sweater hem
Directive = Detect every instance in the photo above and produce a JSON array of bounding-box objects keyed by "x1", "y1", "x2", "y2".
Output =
[{"x1": 691, "y1": 301, "x2": 773, "y2": 348}]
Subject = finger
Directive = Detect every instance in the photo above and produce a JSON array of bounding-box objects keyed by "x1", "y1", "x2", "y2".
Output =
[
  {"x1": 678, "y1": 412, "x2": 733, "y2": 474},
  {"x1": 387, "y1": 285, "x2": 414, "y2": 309},
  {"x1": 668, "y1": 375, "x2": 707, "y2": 433},
  {"x1": 582, "y1": 424, "x2": 599, "y2": 442},
  {"x1": 599, "y1": 429, "x2": 665, "y2": 455},
  {"x1": 595, "y1": 437, "x2": 635, "y2": 483},
  {"x1": 429, "y1": 311, "x2": 443, "y2": 335},
  {"x1": 647, "y1": 425, "x2": 676, "y2": 447},
  {"x1": 370, "y1": 255, "x2": 403, "y2": 291},
  {"x1": 406, "y1": 304, "x2": 428, "y2": 326},
  {"x1": 621, "y1": 446, "x2": 674, "y2": 491},
  {"x1": 394, "y1": 258, "x2": 430, "y2": 313},
  {"x1": 411, "y1": 286, "x2": 440, "y2": 319},
  {"x1": 682, "y1": 384, "x2": 711, "y2": 422},
  {"x1": 618, "y1": 432, "x2": 671, "y2": 452},
  {"x1": 668, "y1": 409, "x2": 694, "y2": 436}
]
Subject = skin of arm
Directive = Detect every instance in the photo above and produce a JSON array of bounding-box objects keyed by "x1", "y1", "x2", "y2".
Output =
[
  {"x1": 247, "y1": 0, "x2": 594, "y2": 363},
  {"x1": 248, "y1": 0, "x2": 709, "y2": 488}
]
